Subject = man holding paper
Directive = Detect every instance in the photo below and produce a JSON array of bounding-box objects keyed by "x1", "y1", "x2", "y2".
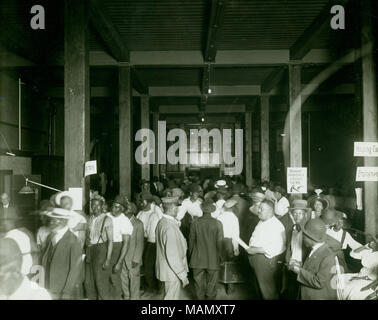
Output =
[{"x1": 246, "y1": 200, "x2": 286, "y2": 300}]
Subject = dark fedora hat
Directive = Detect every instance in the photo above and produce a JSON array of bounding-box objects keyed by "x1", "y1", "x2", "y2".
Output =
[
  {"x1": 113, "y1": 195, "x2": 128, "y2": 210},
  {"x1": 302, "y1": 218, "x2": 327, "y2": 243},
  {"x1": 201, "y1": 199, "x2": 216, "y2": 213}
]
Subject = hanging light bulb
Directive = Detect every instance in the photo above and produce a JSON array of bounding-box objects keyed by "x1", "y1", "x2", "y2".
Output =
[{"x1": 19, "y1": 179, "x2": 34, "y2": 194}]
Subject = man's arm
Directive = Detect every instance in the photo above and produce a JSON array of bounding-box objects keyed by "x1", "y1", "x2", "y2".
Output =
[
  {"x1": 297, "y1": 255, "x2": 335, "y2": 289},
  {"x1": 103, "y1": 218, "x2": 113, "y2": 269},
  {"x1": 164, "y1": 227, "x2": 187, "y2": 281},
  {"x1": 115, "y1": 234, "x2": 131, "y2": 272},
  {"x1": 132, "y1": 222, "x2": 145, "y2": 267}
]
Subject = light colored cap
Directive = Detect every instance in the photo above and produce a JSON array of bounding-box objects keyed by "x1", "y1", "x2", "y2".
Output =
[{"x1": 215, "y1": 180, "x2": 227, "y2": 188}]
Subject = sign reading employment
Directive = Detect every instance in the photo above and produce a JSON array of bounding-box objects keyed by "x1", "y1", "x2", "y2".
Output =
[
  {"x1": 287, "y1": 167, "x2": 307, "y2": 194},
  {"x1": 356, "y1": 167, "x2": 378, "y2": 182},
  {"x1": 354, "y1": 142, "x2": 378, "y2": 157}
]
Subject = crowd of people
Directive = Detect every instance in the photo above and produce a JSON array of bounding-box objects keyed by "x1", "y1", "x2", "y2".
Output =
[{"x1": 0, "y1": 174, "x2": 377, "y2": 300}]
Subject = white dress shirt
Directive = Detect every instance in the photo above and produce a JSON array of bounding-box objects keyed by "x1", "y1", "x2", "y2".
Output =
[
  {"x1": 176, "y1": 198, "x2": 203, "y2": 221},
  {"x1": 137, "y1": 206, "x2": 154, "y2": 236},
  {"x1": 3, "y1": 203, "x2": 9, "y2": 209},
  {"x1": 249, "y1": 216, "x2": 286, "y2": 258},
  {"x1": 290, "y1": 227, "x2": 303, "y2": 263},
  {"x1": 275, "y1": 196, "x2": 290, "y2": 217},
  {"x1": 0, "y1": 277, "x2": 51, "y2": 300},
  {"x1": 52, "y1": 226, "x2": 69, "y2": 245},
  {"x1": 326, "y1": 228, "x2": 362, "y2": 250},
  {"x1": 106, "y1": 213, "x2": 133, "y2": 242},
  {"x1": 217, "y1": 210, "x2": 240, "y2": 256}
]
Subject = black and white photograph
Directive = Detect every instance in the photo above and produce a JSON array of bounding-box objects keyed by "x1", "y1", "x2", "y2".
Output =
[{"x1": 0, "y1": 0, "x2": 377, "y2": 306}]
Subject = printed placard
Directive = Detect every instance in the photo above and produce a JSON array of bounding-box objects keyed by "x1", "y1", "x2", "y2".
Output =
[
  {"x1": 356, "y1": 167, "x2": 378, "y2": 182},
  {"x1": 84, "y1": 160, "x2": 97, "y2": 177},
  {"x1": 287, "y1": 167, "x2": 307, "y2": 194},
  {"x1": 354, "y1": 142, "x2": 378, "y2": 157}
]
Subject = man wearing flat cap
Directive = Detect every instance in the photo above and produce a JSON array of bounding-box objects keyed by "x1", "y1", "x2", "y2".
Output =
[
  {"x1": 107, "y1": 195, "x2": 133, "y2": 299},
  {"x1": 121, "y1": 202, "x2": 144, "y2": 300},
  {"x1": 189, "y1": 199, "x2": 223, "y2": 299},
  {"x1": 156, "y1": 196, "x2": 189, "y2": 299},
  {"x1": 42, "y1": 208, "x2": 83, "y2": 299},
  {"x1": 288, "y1": 218, "x2": 337, "y2": 300}
]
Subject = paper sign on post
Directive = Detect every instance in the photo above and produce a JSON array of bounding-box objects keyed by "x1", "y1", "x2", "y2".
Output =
[
  {"x1": 85, "y1": 160, "x2": 97, "y2": 177},
  {"x1": 356, "y1": 167, "x2": 378, "y2": 182},
  {"x1": 354, "y1": 142, "x2": 378, "y2": 157},
  {"x1": 287, "y1": 167, "x2": 307, "y2": 194},
  {"x1": 68, "y1": 187, "x2": 83, "y2": 211}
]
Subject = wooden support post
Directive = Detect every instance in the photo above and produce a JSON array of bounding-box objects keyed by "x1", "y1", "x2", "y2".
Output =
[
  {"x1": 152, "y1": 112, "x2": 159, "y2": 177},
  {"x1": 119, "y1": 66, "x2": 133, "y2": 198},
  {"x1": 361, "y1": 0, "x2": 378, "y2": 236},
  {"x1": 141, "y1": 95, "x2": 150, "y2": 181},
  {"x1": 245, "y1": 112, "x2": 253, "y2": 187},
  {"x1": 289, "y1": 63, "x2": 302, "y2": 168},
  {"x1": 288, "y1": 63, "x2": 302, "y2": 199},
  {"x1": 64, "y1": 0, "x2": 90, "y2": 208},
  {"x1": 260, "y1": 95, "x2": 270, "y2": 182}
]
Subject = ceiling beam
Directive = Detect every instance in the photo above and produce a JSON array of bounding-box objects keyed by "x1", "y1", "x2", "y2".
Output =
[
  {"x1": 290, "y1": 0, "x2": 349, "y2": 60},
  {"x1": 89, "y1": 0, "x2": 129, "y2": 62},
  {"x1": 132, "y1": 68, "x2": 148, "y2": 94},
  {"x1": 261, "y1": 68, "x2": 286, "y2": 94},
  {"x1": 201, "y1": 63, "x2": 212, "y2": 94},
  {"x1": 204, "y1": 0, "x2": 228, "y2": 62}
]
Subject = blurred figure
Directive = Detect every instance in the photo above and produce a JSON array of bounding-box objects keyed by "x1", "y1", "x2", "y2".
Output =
[
  {"x1": 42, "y1": 208, "x2": 83, "y2": 299},
  {"x1": 0, "y1": 238, "x2": 50, "y2": 300},
  {"x1": 272, "y1": 186, "x2": 290, "y2": 218}
]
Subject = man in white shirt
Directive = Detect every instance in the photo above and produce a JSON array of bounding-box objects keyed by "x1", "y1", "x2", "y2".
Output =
[
  {"x1": 0, "y1": 238, "x2": 51, "y2": 300},
  {"x1": 107, "y1": 195, "x2": 133, "y2": 299},
  {"x1": 246, "y1": 200, "x2": 286, "y2": 300}
]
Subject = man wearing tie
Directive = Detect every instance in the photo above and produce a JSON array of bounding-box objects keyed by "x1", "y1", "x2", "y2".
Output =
[
  {"x1": 0, "y1": 193, "x2": 18, "y2": 221},
  {"x1": 42, "y1": 208, "x2": 83, "y2": 300}
]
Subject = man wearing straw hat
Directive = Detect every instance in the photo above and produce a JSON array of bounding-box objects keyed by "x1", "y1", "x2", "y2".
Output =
[
  {"x1": 42, "y1": 208, "x2": 83, "y2": 299},
  {"x1": 289, "y1": 218, "x2": 337, "y2": 300}
]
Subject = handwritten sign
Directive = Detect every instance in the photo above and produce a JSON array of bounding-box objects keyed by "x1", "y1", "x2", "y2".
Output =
[
  {"x1": 354, "y1": 142, "x2": 378, "y2": 157},
  {"x1": 84, "y1": 160, "x2": 97, "y2": 177},
  {"x1": 356, "y1": 167, "x2": 378, "y2": 182},
  {"x1": 287, "y1": 167, "x2": 307, "y2": 194}
]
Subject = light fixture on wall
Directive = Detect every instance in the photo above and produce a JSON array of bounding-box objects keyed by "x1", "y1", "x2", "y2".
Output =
[{"x1": 19, "y1": 178, "x2": 62, "y2": 194}]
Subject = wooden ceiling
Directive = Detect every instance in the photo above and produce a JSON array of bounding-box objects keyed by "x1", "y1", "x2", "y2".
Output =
[{"x1": 0, "y1": 0, "x2": 362, "y2": 110}]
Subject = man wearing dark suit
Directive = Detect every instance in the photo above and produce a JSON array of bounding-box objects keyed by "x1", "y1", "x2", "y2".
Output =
[
  {"x1": 0, "y1": 193, "x2": 19, "y2": 222},
  {"x1": 42, "y1": 208, "x2": 83, "y2": 300},
  {"x1": 189, "y1": 199, "x2": 223, "y2": 300},
  {"x1": 289, "y1": 218, "x2": 337, "y2": 300},
  {"x1": 121, "y1": 202, "x2": 144, "y2": 300}
]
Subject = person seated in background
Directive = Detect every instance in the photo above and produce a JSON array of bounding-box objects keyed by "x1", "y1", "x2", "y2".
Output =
[
  {"x1": 0, "y1": 238, "x2": 51, "y2": 300},
  {"x1": 0, "y1": 193, "x2": 20, "y2": 226},
  {"x1": 272, "y1": 186, "x2": 290, "y2": 218}
]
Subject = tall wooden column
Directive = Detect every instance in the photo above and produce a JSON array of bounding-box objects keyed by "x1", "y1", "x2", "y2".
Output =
[
  {"x1": 245, "y1": 111, "x2": 253, "y2": 186},
  {"x1": 152, "y1": 112, "x2": 159, "y2": 177},
  {"x1": 64, "y1": 0, "x2": 89, "y2": 207},
  {"x1": 289, "y1": 63, "x2": 302, "y2": 168},
  {"x1": 119, "y1": 66, "x2": 132, "y2": 198},
  {"x1": 140, "y1": 95, "x2": 150, "y2": 181},
  {"x1": 260, "y1": 95, "x2": 270, "y2": 182},
  {"x1": 361, "y1": 0, "x2": 378, "y2": 236}
]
